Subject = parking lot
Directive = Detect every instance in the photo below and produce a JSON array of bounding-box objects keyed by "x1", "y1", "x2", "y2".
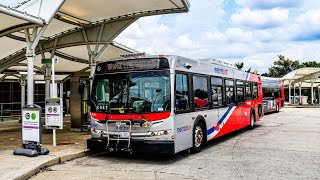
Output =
[{"x1": 32, "y1": 107, "x2": 320, "y2": 179}]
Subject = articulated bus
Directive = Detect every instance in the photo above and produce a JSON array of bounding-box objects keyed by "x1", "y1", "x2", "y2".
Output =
[
  {"x1": 87, "y1": 54, "x2": 263, "y2": 154},
  {"x1": 261, "y1": 76, "x2": 285, "y2": 113}
]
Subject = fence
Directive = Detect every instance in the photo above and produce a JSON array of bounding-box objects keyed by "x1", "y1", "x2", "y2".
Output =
[{"x1": 0, "y1": 101, "x2": 45, "y2": 122}]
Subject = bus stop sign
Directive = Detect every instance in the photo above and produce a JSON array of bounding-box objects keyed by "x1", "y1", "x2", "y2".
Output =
[{"x1": 22, "y1": 104, "x2": 42, "y2": 148}]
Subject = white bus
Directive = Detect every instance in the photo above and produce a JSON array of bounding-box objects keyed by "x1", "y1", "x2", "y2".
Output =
[{"x1": 87, "y1": 54, "x2": 263, "y2": 154}]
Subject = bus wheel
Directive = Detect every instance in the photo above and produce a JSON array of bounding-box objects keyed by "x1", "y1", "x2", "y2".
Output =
[
  {"x1": 248, "y1": 113, "x2": 255, "y2": 130},
  {"x1": 276, "y1": 104, "x2": 280, "y2": 113},
  {"x1": 191, "y1": 123, "x2": 205, "y2": 153}
]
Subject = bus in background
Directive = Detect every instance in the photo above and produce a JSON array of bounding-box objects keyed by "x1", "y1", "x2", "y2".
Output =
[
  {"x1": 87, "y1": 54, "x2": 263, "y2": 154},
  {"x1": 261, "y1": 76, "x2": 285, "y2": 113}
]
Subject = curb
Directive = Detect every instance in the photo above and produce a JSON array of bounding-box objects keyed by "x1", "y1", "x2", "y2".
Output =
[{"x1": 15, "y1": 150, "x2": 92, "y2": 180}]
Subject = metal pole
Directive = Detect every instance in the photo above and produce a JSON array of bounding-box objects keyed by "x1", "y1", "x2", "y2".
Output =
[
  {"x1": 1, "y1": 104, "x2": 3, "y2": 122},
  {"x1": 299, "y1": 83, "x2": 302, "y2": 105},
  {"x1": 20, "y1": 75, "x2": 26, "y2": 108},
  {"x1": 26, "y1": 51, "x2": 35, "y2": 105},
  {"x1": 51, "y1": 58, "x2": 57, "y2": 147},
  {"x1": 311, "y1": 81, "x2": 314, "y2": 105},
  {"x1": 60, "y1": 82, "x2": 63, "y2": 98},
  {"x1": 293, "y1": 84, "x2": 296, "y2": 104},
  {"x1": 288, "y1": 81, "x2": 292, "y2": 104},
  {"x1": 45, "y1": 65, "x2": 51, "y2": 98},
  {"x1": 318, "y1": 87, "x2": 320, "y2": 105}
]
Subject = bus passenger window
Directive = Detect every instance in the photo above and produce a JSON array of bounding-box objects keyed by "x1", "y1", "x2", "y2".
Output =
[
  {"x1": 252, "y1": 83, "x2": 258, "y2": 99},
  {"x1": 193, "y1": 76, "x2": 209, "y2": 109},
  {"x1": 237, "y1": 80, "x2": 244, "y2": 103},
  {"x1": 245, "y1": 82, "x2": 252, "y2": 100},
  {"x1": 175, "y1": 73, "x2": 190, "y2": 111},
  {"x1": 225, "y1": 80, "x2": 235, "y2": 105},
  {"x1": 211, "y1": 77, "x2": 223, "y2": 107}
]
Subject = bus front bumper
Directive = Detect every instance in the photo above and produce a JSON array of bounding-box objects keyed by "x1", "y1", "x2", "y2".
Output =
[{"x1": 87, "y1": 138, "x2": 174, "y2": 154}]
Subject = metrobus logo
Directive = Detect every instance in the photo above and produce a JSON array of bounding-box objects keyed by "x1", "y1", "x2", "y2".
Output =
[
  {"x1": 214, "y1": 67, "x2": 228, "y2": 75},
  {"x1": 177, "y1": 125, "x2": 192, "y2": 133}
]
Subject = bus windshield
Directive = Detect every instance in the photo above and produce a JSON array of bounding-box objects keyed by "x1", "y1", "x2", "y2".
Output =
[{"x1": 91, "y1": 71, "x2": 170, "y2": 114}]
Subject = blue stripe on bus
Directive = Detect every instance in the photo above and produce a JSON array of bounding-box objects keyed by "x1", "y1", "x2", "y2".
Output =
[
  {"x1": 246, "y1": 73, "x2": 249, "y2": 80},
  {"x1": 207, "y1": 106, "x2": 233, "y2": 135}
]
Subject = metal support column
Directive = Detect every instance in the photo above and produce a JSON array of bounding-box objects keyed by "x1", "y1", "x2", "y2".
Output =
[
  {"x1": 318, "y1": 87, "x2": 320, "y2": 104},
  {"x1": 299, "y1": 82, "x2": 302, "y2": 105},
  {"x1": 293, "y1": 84, "x2": 296, "y2": 104},
  {"x1": 288, "y1": 80, "x2": 292, "y2": 104},
  {"x1": 20, "y1": 75, "x2": 27, "y2": 107},
  {"x1": 45, "y1": 65, "x2": 51, "y2": 98},
  {"x1": 60, "y1": 82, "x2": 63, "y2": 98},
  {"x1": 24, "y1": 26, "x2": 48, "y2": 104},
  {"x1": 311, "y1": 81, "x2": 314, "y2": 105}
]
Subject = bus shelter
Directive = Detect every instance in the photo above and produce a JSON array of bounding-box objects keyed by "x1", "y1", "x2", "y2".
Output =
[
  {"x1": 282, "y1": 68, "x2": 320, "y2": 105},
  {"x1": 0, "y1": 0, "x2": 189, "y2": 129}
]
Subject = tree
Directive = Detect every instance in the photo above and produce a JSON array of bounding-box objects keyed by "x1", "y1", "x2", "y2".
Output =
[
  {"x1": 302, "y1": 61, "x2": 320, "y2": 68},
  {"x1": 235, "y1": 62, "x2": 244, "y2": 70},
  {"x1": 267, "y1": 55, "x2": 305, "y2": 77}
]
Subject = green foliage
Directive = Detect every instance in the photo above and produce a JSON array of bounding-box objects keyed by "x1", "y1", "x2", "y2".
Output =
[
  {"x1": 268, "y1": 55, "x2": 305, "y2": 77},
  {"x1": 302, "y1": 61, "x2": 320, "y2": 68},
  {"x1": 235, "y1": 62, "x2": 244, "y2": 70}
]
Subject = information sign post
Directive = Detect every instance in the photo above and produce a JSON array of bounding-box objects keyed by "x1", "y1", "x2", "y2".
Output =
[
  {"x1": 21, "y1": 104, "x2": 42, "y2": 151},
  {"x1": 45, "y1": 98, "x2": 63, "y2": 147}
]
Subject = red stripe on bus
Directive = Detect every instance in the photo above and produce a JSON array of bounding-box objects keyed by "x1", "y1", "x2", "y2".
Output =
[{"x1": 90, "y1": 112, "x2": 170, "y2": 121}]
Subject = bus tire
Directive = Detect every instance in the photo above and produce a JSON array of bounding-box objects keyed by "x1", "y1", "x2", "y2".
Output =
[
  {"x1": 248, "y1": 112, "x2": 255, "y2": 130},
  {"x1": 190, "y1": 121, "x2": 205, "y2": 153}
]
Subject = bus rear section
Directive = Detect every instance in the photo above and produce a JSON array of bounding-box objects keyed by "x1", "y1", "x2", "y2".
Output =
[
  {"x1": 87, "y1": 55, "x2": 263, "y2": 154},
  {"x1": 261, "y1": 76, "x2": 285, "y2": 113}
]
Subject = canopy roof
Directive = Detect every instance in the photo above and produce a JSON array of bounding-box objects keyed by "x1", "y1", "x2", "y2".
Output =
[
  {"x1": 282, "y1": 67, "x2": 320, "y2": 88},
  {"x1": 0, "y1": 0, "x2": 189, "y2": 83}
]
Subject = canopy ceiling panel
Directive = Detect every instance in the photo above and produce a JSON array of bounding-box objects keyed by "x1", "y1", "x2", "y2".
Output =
[
  {"x1": 58, "y1": 46, "x2": 89, "y2": 61},
  {"x1": 54, "y1": 58, "x2": 88, "y2": 72},
  {"x1": 0, "y1": 37, "x2": 26, "y2": 59},
  {"x1": 0, "y1": 13, "x2": 27, "y2": 30},
  {"x1": 42, "y1": 18, "x2": 77, "y2": 38},
  {"x1": 99, "y1": 44, "x2": 136, "y2": 60},
  {"x1": 59, "y1": 0, "x2": 188, "y2": 22}
]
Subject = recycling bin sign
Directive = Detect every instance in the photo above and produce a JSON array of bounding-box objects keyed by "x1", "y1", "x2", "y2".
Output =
[
  {"x1": 45, "y1": 98, "x2": 63, "y2": 129},
  {"x1": 22, "y1": 104, "x2": 42, "y2": 145}
]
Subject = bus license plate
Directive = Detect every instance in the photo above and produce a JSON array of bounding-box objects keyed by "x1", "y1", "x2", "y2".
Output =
[{"x1": 120, "y1": 132, "x2": 130, "y2": 138}]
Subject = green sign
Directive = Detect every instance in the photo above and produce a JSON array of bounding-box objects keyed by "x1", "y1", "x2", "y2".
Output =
[{"x1": 42, "y1": 58, "x2": 57, "y2": 64}]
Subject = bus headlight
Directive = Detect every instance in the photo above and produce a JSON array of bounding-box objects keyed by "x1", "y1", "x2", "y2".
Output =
[{"x1": 150, "y1": 129, "x2": 171, "y2": 136}]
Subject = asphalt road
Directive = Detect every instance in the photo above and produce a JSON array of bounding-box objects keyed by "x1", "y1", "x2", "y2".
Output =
[{"x1": 32, "y1": 108, "x2": 320, "y2": 180}]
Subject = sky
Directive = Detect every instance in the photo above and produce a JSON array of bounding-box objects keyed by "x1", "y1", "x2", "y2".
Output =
[{"x1": 115, "y1": 0, "x2": 320, "y2": 73}]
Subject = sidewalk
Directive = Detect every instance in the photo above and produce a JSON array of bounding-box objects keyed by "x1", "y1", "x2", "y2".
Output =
[{"x1": 0, "y1": 117, "x2": 91, "y2": 180}]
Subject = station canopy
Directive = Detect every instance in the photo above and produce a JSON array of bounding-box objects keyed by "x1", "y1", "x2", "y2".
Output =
[
  {"x1": 282, "y1": 67, "x2": 320, "y2": 88},
  {"x1": 0, "y1": 0, "x2": 189, "y2": 83}
]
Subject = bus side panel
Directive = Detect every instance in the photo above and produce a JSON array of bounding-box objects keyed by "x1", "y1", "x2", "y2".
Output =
[
  {"x1": 174, "y1": 113, "x2": 194, "y2": 153},
  {"x1": 207, "y1": 106, "x2": 236, "y2": 140},
  {"x1": 242, "y1": 101, "x2": 254, "y2": 127}
]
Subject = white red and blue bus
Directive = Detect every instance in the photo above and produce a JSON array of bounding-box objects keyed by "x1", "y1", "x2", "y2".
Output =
[
  {"x1": 261, "y1": 76, "x2": 285, "y2": 113},
  {"x1": 87, "y1": 54, "x2": 263, "y2": 154}
]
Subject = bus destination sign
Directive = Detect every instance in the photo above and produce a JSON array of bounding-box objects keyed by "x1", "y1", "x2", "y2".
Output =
[{"x1": 96, "y1": 58, "x2": 169, "y2": 73}]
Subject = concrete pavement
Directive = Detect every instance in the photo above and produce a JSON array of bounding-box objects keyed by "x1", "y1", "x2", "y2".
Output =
[
  {"x1": 31, "y1": 107, "x2": 320, "y2": 179},
  {"x1": 0, "y1": 117, "x2": 91, "y2": 180}
]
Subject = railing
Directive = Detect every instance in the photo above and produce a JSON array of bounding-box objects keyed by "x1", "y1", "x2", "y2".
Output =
[{"x1": 0, "y1": 102, "x2": 45, "y2": 122}]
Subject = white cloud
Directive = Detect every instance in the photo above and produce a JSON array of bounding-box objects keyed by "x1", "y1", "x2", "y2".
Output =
[
  {"x1": 235, "y1": 0, "x2": 303, "y2": 9},
  {"x1": 230, "y1": 8, "x2": 289, "y2": 29},
  {"x1": 289, "y1": 10, "x2": 320, "y2": 41},
  {"x1": 225, "y1": 28, "x2": 253, "y2": 42}
]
